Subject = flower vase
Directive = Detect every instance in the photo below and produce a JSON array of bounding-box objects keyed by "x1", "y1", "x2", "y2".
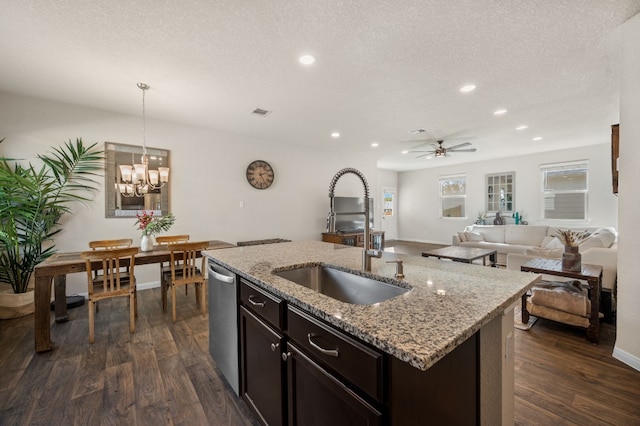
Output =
[
  {"x1": 561, "y1": 245, "x2": 581, "y2": 271},
  {"x1": 141, "y1": 235, "x2": 153, "y2": 252}
]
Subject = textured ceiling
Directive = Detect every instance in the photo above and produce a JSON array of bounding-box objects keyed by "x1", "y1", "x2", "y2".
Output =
[{"x1": 1, "y1": 1, "x2": 639, "y2": 170}]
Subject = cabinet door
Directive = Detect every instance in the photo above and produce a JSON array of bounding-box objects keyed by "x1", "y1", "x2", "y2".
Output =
[
  {"x1": 240, "y1": 306, "x2": 285, "y2": 426},
  {"x1": 285, "y1": 342, "x2": 383, "y2": 426}
]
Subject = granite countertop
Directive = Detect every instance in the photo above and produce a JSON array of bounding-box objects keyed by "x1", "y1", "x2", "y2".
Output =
[{"x1": 204, "y1": 240, "x2": 539, "y2": 371}]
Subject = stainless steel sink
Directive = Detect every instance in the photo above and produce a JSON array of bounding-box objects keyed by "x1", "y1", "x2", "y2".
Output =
[{"x1": 273, "y1": 265, "x2": 410, "y2": 305}]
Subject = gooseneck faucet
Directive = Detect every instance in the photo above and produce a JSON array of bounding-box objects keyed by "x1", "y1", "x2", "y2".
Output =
[{"x1": 328, "y1": 168, "x2": 382, "y2": 272}]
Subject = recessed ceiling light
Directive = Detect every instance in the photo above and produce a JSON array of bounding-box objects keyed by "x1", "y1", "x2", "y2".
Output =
[
  {"x1": 409, "y1": 128, "x2": 427, "y2": 134},
  {"x1": 331, "y1": 132, "x2": 340, "y2": 138},
  {"x1": 516, "y1": 125, "x2": 528, "y2": 130},
  {"x1": 460, "y1": 84, "x2": 476, "y2": 93},
  {"x1": 401, "y1": 150, "x2": 409, "y2": 154},
  {"x1": 371, "y1": 142, "x2": 379, "y2": 148},
  {"x1": 533, "y1": 136, "x2": 543, "y2": 141},
  {"x1": 299, "y1": 55, "x2": 316, "y2": 65},
  {"x1": 494, "y1": 109, "x2": 507, "y2": 115}
]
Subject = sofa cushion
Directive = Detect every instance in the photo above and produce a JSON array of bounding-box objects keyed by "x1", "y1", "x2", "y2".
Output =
[
  {"x1": 457, "y1": 232, "x2": 467, "y2": 243},
  {"x1": 524, "y1": 247, "x2": 563, "y2": 258},
  {"x1": 469, "y1": 226, "x2": 505, "y2": 243},
  {"x1": 464, "y1": 231, "x2": 485, "y2": 242},
  {"x1": 543, "y1": 237, "x2": 565, "y2": 250},
  {"x1": 505, "y1": 225, "x2": 548, "y2": 246}
]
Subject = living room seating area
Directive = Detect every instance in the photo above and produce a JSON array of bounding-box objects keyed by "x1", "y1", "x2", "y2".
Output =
[{"x1": 452, "y1": 224, "x2": 618, "y2": 319}]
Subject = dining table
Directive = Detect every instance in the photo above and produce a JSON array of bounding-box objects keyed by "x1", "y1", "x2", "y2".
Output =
[{"x1": 33, "y1": 240, "x2": 235, "y2": 353}]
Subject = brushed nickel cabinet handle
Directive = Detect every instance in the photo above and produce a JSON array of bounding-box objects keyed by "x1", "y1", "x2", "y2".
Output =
[
  {"x1": 248, "y1": 295, "x2": 266, "y2": 307},
  {"x1": 307, "y1": 333, "x2": 339, "y2": 357},
  {"x1": 271, "y1": 342, "x2": 280, "y2": 352}
]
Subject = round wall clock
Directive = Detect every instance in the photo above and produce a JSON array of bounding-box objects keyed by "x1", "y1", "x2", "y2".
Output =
[{"x1": 246, "y1": 160, "x2": 275, "y2": 189}]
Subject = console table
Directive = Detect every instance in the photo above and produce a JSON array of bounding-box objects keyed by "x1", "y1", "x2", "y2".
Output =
[
  {"x1": 520, "y1": 258, "x2": 602, "y2": 344},
  {"x1": 321, "y1": 231, "x2": 385, "y2": 250}
]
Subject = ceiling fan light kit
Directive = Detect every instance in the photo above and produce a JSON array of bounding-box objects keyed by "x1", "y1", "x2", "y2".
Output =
[{"x1": 410, "y1": 140, "x2": 477, "y2": 159}]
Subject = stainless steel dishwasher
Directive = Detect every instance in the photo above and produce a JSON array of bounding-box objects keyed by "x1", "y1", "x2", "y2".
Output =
[{"x1": 207, "y1": 260, "x2": 239, "y2": 395}]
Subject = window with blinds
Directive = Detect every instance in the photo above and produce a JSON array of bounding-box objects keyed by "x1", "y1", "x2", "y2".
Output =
[
  {"x1": 540, "y1": 162, "x2": 588, "y2": 220},
  {"x1": 439, "y1": 175, "x2": 466, "y2": 218}
]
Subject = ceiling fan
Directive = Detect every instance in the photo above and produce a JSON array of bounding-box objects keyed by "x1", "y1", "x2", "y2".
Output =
[{"x1": 409, "y1": 140, "x2": 477, "y2": 158}]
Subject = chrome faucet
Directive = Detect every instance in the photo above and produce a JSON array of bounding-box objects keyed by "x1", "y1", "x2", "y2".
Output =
[{"x1": 328, "y1": 168, "x2": 382, "y2": 271}]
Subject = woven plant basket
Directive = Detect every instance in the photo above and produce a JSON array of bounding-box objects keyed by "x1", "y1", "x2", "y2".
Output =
[{"x1": 0, "y1": 282, "x2": 35, "y2": 319}]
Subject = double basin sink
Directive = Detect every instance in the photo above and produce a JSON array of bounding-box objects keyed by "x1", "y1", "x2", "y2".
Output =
[{"x1": 273, "y1": 264, "x2": 410, "y2": 305}]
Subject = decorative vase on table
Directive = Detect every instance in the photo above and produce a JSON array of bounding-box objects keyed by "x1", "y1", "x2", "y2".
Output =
[
  {"x1": 141, "y1": 235, "x2": 153, "y2": 252},
  {"x1": 562, "y1": 245, "x2": 581, "y2": 271}
]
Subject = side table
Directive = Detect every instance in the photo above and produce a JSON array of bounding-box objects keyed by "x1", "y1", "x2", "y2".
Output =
[{"x1": 520, "y1": 258, "x2": 602, "y2": 344}]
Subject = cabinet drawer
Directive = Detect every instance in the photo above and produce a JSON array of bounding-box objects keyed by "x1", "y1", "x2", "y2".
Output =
[
  {"x1": 287, "y1": 306, "x2": 384, "y2": 403},
  {"x1": 240, "y1": 279, "x2": 285, "y2": 331}
]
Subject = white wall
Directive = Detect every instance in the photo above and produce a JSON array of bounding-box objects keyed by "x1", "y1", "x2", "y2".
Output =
[
  {"x1": 397, "y1": 144, "x2": 618, "y2": 244},
  {"x1": 614, "y1": 13, "x2": 640, "y2": 371},
  {"x1": 0, "y1": 92, "x2": 378, "y2": 293}
]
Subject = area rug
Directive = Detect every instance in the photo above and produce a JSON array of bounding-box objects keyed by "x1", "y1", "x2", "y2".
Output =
[{"x1": 514, "y1": 303, "x2": 538, "y2": 331}]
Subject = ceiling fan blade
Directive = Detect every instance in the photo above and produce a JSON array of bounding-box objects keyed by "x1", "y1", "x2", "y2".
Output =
[
  {"x1": 415, "y1": 153, "x2": 434, "y2": 159},
  {"x1": 446, "y1": 142, "x2": 471, "y2": 150},
  {"x1": 449, "y1": 148, "x2": 477, "y2": 152}
]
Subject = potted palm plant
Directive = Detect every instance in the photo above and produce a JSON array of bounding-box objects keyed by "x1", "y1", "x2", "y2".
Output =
[{"x1": 0, "y1": 138, "x2": 103, "y2": 318}]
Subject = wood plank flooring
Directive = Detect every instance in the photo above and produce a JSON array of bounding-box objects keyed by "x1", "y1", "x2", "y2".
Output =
[{"x1": 1, "y1": 240, "x2": 639, "y2": 425}]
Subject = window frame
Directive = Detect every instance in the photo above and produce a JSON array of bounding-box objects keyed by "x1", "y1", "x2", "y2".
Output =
[
  {"x1": 486, "y1": 172, "x2": 515, "y2": 214},
  {"x1": 540, "y1": 161, "x2": 588, "y2": 221},
  {"x1": 438, "y1": 174, "x2": 467, "y2": 219}
]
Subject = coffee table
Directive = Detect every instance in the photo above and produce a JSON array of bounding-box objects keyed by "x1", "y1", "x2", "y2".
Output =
[
  {"x1": 422, "y1": 246, "x2": 497, "y2": 266},
  {"x1": 520, "y1": 258, "x2": 602, "y2": 344}
]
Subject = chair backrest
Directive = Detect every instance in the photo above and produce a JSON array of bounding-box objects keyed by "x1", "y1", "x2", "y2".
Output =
[
  {"x1": 168, "y1": 241, "x2": 209, "y2": 283},
  {"x1": 156, "y1": 235, "x2": 190, "y2": 245},
  {"x1": 89, "y1": 239, "x2": 133, "y2": 250},
  {"x1": 81, "y1": 247, "x2": 139, "y2": 295}
]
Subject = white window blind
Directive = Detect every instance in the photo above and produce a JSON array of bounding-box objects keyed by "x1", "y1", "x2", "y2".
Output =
[
  {"x1": 540, "y1": 162, "x2": 588, "y2": 220},
  {"x1": 439, "y1": 175, "x2": 466, "y2": 218}
]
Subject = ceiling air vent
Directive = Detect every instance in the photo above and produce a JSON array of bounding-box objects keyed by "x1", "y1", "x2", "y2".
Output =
[
  {"x1": 251, "y1": 108, "x2": 272, "y2": 117},
  {"x1": 409, "y1": 128, "x2": 427, "y2": 135}
]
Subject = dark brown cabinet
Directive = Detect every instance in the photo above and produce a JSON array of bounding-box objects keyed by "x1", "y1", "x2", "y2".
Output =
[
  {"x1": 240, "y1": 280, "x2": 286, "y2": 425},
  {"x1": 285, "y1": 342, "x2": 383, "y2": 426},
  {"x1": 240, "y1": 306, "x2": 285, "y2": 426}
]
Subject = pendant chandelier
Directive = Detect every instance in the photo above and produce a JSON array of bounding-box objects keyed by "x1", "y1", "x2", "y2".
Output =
[{"x1": 117, "y1": 82, "x2": 169, "y2": 197}]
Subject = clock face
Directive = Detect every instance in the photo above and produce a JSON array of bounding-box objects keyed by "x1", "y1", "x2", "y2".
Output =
[{"x1": 246, "y1": 160, "x2": 275, "y2": 189}]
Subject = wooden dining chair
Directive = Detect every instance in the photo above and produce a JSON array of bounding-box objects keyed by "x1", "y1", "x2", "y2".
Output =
[
  {"x1": 80, "y1": 246, "x2": 139, "y2": 343},
  {"x1": 156, "y1": 235, "x2": 190, "y2": 311},
  {"x1": 162, "y1": 241, "x2": 208, "y2": 322},
  {"x1": 88, "y1": 238, "x2": 134, "y2": 312}
]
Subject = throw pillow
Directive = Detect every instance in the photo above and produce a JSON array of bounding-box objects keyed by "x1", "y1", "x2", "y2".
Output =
[
  {"x1": 524, "y1": 247, "x2": 563, "y2": 258},
  {"x1": 543, "y1": 237, "x2": 565, "y2": 250},
  {"x1": 457, "y1": 232, "x2": 467, "y2": 243},
  {"x1": 464, "y1": 231, "x2": 485, "y2": 242},
  {"x1": 540, "y1": 235, "x2": 555, "y2": 247}
]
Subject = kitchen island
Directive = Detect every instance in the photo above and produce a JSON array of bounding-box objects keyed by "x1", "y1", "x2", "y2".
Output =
[{"x1": 204, "y1": 240, "x2": 540, "y2": 425}]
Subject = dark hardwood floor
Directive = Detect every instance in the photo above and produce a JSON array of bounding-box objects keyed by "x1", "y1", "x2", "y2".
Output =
[{"x1": 1, "y1": 240, "x2": 639, "y2": 425}]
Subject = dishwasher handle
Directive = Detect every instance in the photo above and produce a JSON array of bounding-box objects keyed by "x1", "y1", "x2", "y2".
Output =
[{"x1": 208, "y1": 264, "x2": 235, "y2": 284}]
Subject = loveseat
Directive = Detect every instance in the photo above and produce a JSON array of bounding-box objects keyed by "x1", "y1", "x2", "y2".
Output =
[{"x1": 452, "y1": 224, "x2": 617, "y2": 288}]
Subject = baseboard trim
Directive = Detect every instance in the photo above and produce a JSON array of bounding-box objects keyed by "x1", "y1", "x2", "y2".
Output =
[{"x1": 613, "y1": 346, "x2": 640, "y2": 372}]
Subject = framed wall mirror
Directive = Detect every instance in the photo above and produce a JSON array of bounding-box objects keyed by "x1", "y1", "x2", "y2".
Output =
[
  {"x1": 105, "y1": 142, "x2": 170, "y2": 218},
  {"x1": 486, "y1": 172, "x2": 515, "y2": 214}
]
